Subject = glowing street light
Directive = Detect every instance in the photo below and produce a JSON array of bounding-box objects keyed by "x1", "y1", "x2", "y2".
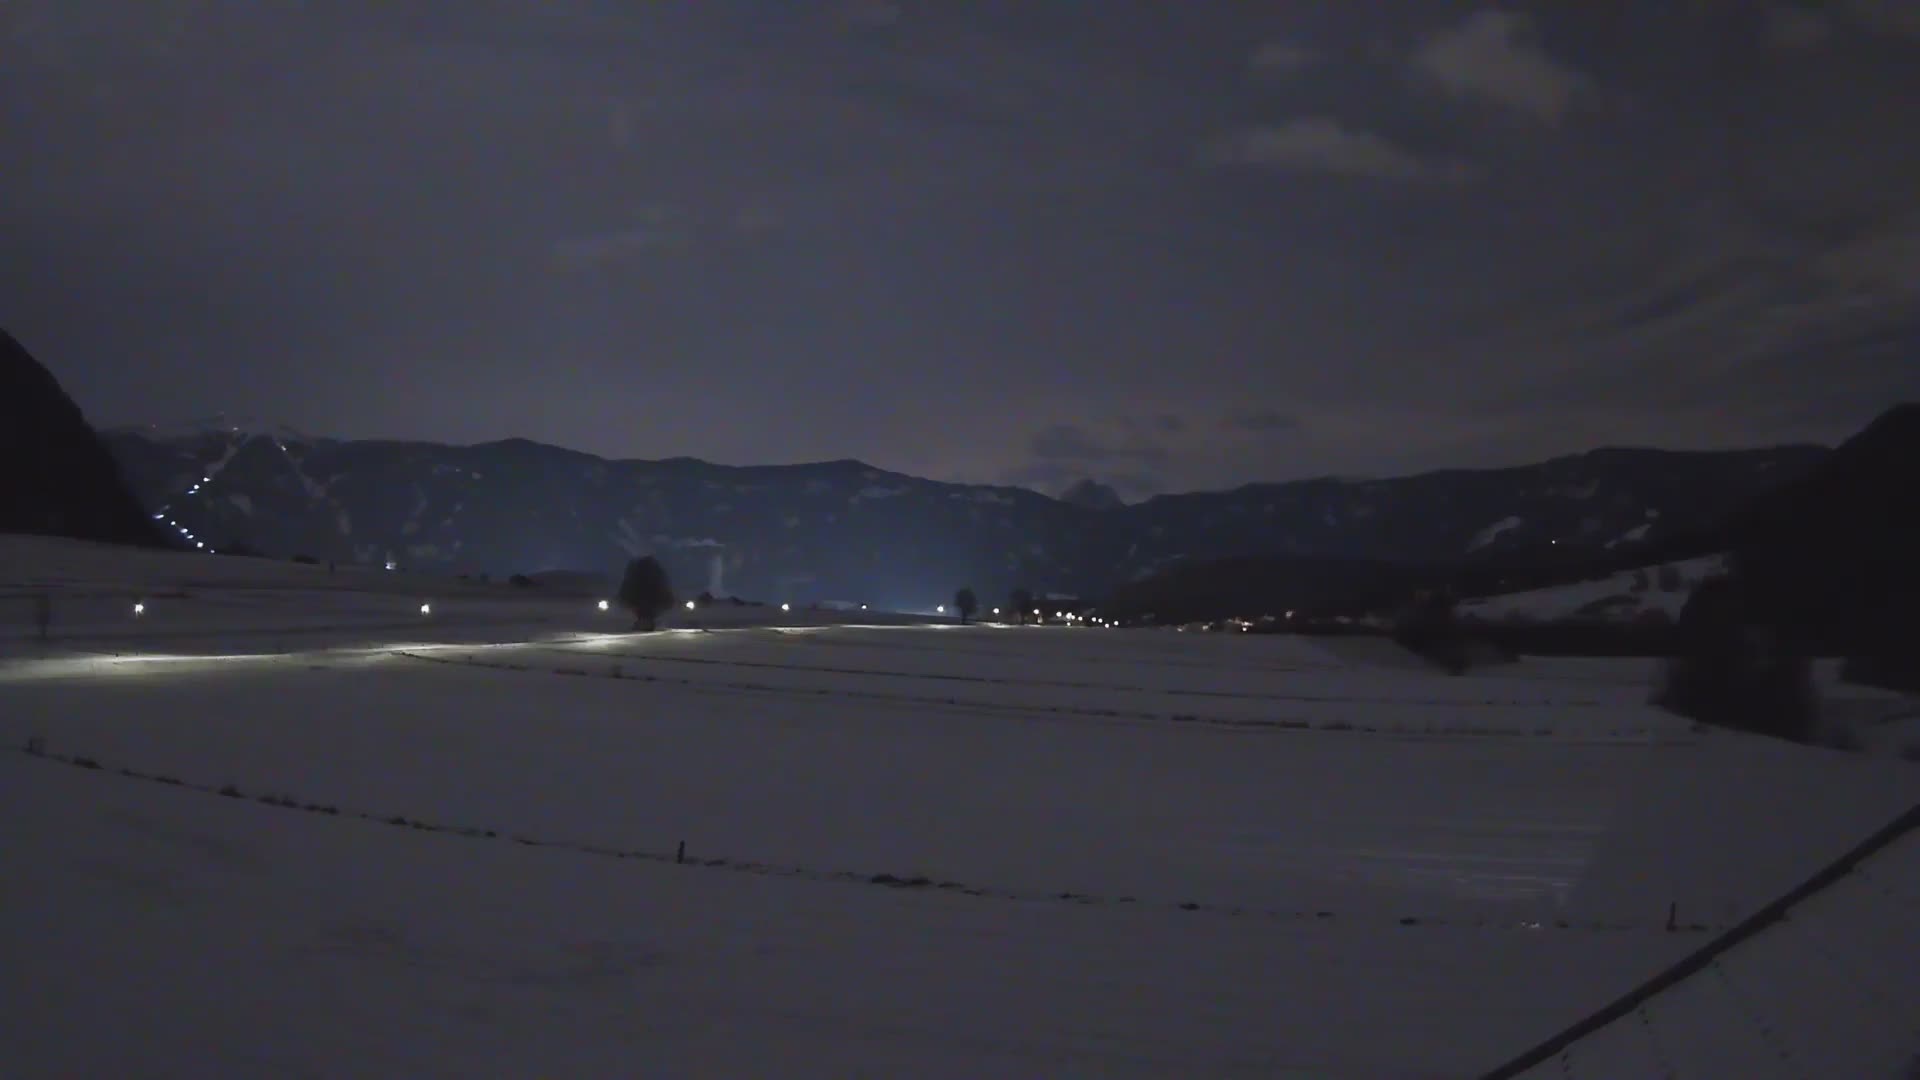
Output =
[
  {"x1": 936, "y1": 604, "x2": 946, "y2": 614},
  {"x1": 419, "y1": 602, "x2": 432, "y2": 615},
  {"x1": 132, "y1": 602, "x2": 145, "y2": 617},
  {"x1": 860, "y1": 604, "x2": 868, "y2": 610},
  {"x1": 597, "y1": 599, "x2": 610, "y2": 611},
  {"x1": 685, "y1": 600, "x2": 696, "y2": 610},
  {"x1": 781, "y1": 602, "x2": 791, "y2": 612}
]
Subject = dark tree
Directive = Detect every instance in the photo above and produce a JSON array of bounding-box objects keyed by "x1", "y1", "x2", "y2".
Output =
[
  {"x1": 1392, "y1": 587, "x2": 1469, "y2": 674},
  {"x1": 696, "y1": 590, "x2": 715, "y2": 608},
  {"x1": 1653, "y1": 573, "x2": 1817, "y2": 742},
  {"x1": 953, "y1": 586, "x2": 978, "y2": 624},
  {"x1": 617, "y1": 556, "x2": 675, "y2": 631},
  {"x1": 1010, "y1": 587, "x2": 1034, "y2": 626}
]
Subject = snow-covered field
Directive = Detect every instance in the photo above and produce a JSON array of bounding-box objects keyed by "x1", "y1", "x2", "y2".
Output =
[{"x1": 3, "y1": 536, "x2": 1916, "y2": 1077}]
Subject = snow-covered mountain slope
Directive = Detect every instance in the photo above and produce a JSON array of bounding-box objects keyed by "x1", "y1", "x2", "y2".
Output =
[
  {"x1": 102, "y1": 426, "x2": 1825, "y2": 606},
  {"x1": 1460, "y1": 555, "x2": 1728, "y2": 625}
]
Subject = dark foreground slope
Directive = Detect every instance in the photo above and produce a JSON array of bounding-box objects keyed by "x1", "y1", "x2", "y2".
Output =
[
  {"x1": 1730, "y1": 403, "x2": 1920, "y2": 676},
  {"x1": 1, "y1": 329, "x2": 165, "y2": 548}
]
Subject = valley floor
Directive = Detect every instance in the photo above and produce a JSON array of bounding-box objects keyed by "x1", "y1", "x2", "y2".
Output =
[{"x1": 2, "y1": 537, "x2": 1916, "y2": 1077}]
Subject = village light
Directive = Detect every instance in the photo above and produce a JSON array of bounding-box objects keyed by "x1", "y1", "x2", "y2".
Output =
[
  {"x1": 685, "y1": 600, "x2": 696, "y2": 610},
  {"x1": 597, "y1": 599, "x2": 610, "y2": 611},
  {"x1": 936, "y1": 605, "x2": 946, "y2": 614},
  {"x1": 781, "y1": 602, "x2": 791, "y2": 612}
]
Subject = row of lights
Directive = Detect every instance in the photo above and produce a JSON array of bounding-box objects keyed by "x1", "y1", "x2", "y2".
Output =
[{"x1": 151, "y1": 476, "x2": 217, "y2": 552}]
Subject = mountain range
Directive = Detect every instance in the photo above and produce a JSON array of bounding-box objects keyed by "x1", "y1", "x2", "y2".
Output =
[{"x1": 100, "y1": 416, "x2": 1827, "y2": 608}]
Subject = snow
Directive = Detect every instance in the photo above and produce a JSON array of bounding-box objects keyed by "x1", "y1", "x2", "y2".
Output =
[
  {"x1": 1470, "y1": 515, "x2": 1525, "y2": 551},
  {"x1": 1506, "y1": 827, "x2": 1920, "y2": 1078},
  {"x1": 1607, "y1": 522, "x2": 1653, "y2": 548},
  {"x1": 3, "y1": 533, "x2": 1916, "y2": 1077},
  {"x1": 1460, "y1": 555, "x2": 1726, "y2": 624}
]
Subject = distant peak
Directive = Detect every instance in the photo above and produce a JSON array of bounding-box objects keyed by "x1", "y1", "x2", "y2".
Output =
[{"x1": 1060, "y1": 477, "x2": 1125, "y2": 511}]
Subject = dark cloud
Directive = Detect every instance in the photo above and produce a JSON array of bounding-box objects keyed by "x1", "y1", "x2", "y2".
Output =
[
  {"x1": 1029, "y1": 423, "x2": 1171, "y2": 466},
  {"x1": 1200, "y1": 119, "x2": 1474, "y2": 183},
  {"x1": 1222, "y1": 409, "x2": 1304, "y2": 434},
  {"x1": 1411, "y1": 11, "x2": 1590, "y2": 125}
]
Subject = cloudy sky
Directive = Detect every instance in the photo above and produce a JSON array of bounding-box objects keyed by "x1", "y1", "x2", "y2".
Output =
[{"x1": 4, "y1": 1, "x2": 1917, "y2": 498}]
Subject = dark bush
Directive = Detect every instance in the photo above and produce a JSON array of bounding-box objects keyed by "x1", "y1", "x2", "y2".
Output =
[
  {"x1": 1840, "y1": 653, "x2": 1920, "y2": 694},
  {"x1": 1392, "y1": 588, "x2": 1471, "y2": 674},
  {"x1": 291, "y1": 553, "x2": 320, "y2": 565},
  {"x1": 508, "y1": 573, "x2": 535, "y2": 588}
]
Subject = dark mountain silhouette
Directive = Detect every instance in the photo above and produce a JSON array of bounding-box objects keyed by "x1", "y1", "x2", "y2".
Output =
[
  {"x1": 1, "y1": 329, "x2": 166, "y2": 548},
  {"x1": 102, "y1": 423, "x2": 1823, "y2": 606},
  {"x1": 1727, "y1": 403, "x2": 1919, "y2": 666}
]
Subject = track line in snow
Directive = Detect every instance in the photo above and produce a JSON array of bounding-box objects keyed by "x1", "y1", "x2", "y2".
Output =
[
  {"x1": 13, "y1": 744, "x2": 1724, "y2": 937},
  {"x1": 529, "y1": 640, "x2": 1613, "y2": 709},
  {"x1": 396, "y1": 648, "x2": 1697, "y2": 747}
]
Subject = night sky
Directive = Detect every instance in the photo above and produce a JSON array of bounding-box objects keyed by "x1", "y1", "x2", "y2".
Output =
[{"x1": 5, "y1": 1, "x2": 1918, "y2": 499}]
